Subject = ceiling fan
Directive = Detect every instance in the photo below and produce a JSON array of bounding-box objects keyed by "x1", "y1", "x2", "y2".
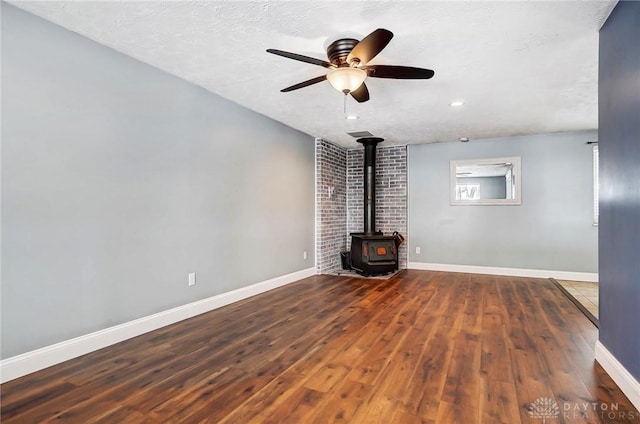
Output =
[{"x1": 266, "y1": 29, "x2": 435, "y2": 103}]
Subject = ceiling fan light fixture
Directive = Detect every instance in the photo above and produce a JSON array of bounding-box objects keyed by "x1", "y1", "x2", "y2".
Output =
[
  {"x1": 326, "y1": 67, "x2": 367, "y2": 93},
  {"x1": 267, "y1": 28, "x2": 434, "y2": 102}
]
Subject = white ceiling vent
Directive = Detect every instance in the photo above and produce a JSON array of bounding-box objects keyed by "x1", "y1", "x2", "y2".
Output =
[{"x1": 347, "y1": 131, "x2": 375, "y2": 138}]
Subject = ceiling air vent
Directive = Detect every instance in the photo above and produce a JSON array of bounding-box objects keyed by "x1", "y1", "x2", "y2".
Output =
[{"x1": 347, "y1": 131, "x2": 375, "y2": 138}]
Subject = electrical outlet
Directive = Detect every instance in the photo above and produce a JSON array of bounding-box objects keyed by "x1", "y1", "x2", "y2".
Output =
[
  {"x1": 303, "y1": 251, "x2": 308, "y2": 260},
  {"x1": 415, "y1": 247, "x2": 421, "y2": 254},
  {"x1": 188, "y1": 272, "x2": 196, "y2": 287}
]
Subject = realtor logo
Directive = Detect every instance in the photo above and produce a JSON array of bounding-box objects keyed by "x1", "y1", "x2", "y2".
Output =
[{"x1": 527, "y1": 397, "x2": 560, "y2": 423}]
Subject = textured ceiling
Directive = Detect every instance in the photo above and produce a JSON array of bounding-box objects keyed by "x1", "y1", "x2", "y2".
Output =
[{"x1": 9, "y1": 1, "x2": 616, "y2": 148}]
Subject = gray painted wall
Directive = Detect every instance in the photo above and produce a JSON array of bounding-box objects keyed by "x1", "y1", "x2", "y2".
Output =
[
  {"x1": 1, "y1": 4, "x2": 315, "y2": 358},
  {"x1": 598, "y1": 0, "x2": 640, "y2": 381},
  {"x1": 408, "y1": 131, "x2": 598, "y2": 272}
]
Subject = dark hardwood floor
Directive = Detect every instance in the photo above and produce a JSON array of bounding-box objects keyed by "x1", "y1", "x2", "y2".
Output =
[{"x1": 1, "y1": 270, "x2": 637, "y2": 423}]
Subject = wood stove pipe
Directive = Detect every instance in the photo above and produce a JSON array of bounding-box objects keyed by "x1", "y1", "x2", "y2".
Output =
[{"x1": 356, "y1": 137, "x2": 384, "y2": 235}]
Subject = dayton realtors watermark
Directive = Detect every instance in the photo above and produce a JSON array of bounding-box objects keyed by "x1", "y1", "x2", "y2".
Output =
[{"x1": 528, "y1": 397, "x2": 638, "y2": 422}]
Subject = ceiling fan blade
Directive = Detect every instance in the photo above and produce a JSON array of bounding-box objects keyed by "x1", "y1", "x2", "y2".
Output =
[
  {"x1": 366, "y1": 65, "x2": 435, "y2": 79},
  {"x1": 350, "y1": 82, "x2": 370, "y2": 103},
  {"x1": 347, "y1": 29, "x2": 393, "y2": 65},
  {"x1": 266, "y1": 49, "x2": 333, "y2": 68},
  {"x1": 281, "y1": 75, "x2": 327, "y2": 92}
]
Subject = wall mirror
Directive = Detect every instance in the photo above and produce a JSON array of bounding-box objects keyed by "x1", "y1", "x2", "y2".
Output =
[{"x1": 450, "y1": 156, "x2": 521, "y2": 205}]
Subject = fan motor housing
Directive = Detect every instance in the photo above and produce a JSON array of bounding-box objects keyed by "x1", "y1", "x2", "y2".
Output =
[{"x1": 327, "y1": 38, "x2": 359, "y2": 65}]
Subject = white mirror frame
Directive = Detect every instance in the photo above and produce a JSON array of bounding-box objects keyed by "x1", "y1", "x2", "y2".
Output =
[{"x1": 450, "y1": 156, "x2": 522, "y2": 206}]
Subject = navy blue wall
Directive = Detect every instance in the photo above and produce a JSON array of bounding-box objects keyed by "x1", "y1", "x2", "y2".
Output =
[{"x1": 598, "y1": 0, "x2": 640, "y2": 381}]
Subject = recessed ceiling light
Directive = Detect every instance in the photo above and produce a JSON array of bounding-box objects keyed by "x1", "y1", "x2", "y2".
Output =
[
  {"x1": 449, "y1": 101, "x2": 464, "y2": 107},
  {"x1": 345, "y1": 114, "x2": 359, "y2": 120},
  {"x1": 459, "y1": 137, "x2": 470, "y2": 142}
]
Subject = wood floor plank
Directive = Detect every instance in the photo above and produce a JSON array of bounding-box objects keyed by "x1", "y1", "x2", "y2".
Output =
[
  {"x1": 303, "y1": 362, "x2": 351, "y2": 393},
  {"x1": 0, "y1": 381, "x2": 78, "y2": 422},
  {"x1": 399, "y1": 273, "x2": 474, "y2": 421},
  {"x1": 440, "y1": 331, "x2": 482, "y2": 407},
  {"x1": 510, "y1": 348, "x2": 555, "y2": 422},
  {"x1": 307, "y1": 378, "x2": 372, "y2": 424},
  {"x1": 376, "y1": 325, "x2": 436, "y2": 403},
  {"x1": 347, "y1": 391, "x2": 401, "y2": 424},
  {"x1": 479, "y1": 378, "x2": 522, "y2": 424},
  {"x1": 261, "y1": 386, "x2": 325, "y2": 423},
  {"x1": 90, "y1": 406, "x2": 155, "y2": 424},
  {"x1": 346, "y1": 297, "x2": 415, "y2": 385},
  {"x1": 481, "y1": 311, "x2": 513, "y2": 383},
  {"x1": 215, "y1": 369, "x2": 306, "y2": 423},
  {"x1": 2, "y1": 271, "x2": 637, "y2": 423},
  {"x1": 435, "y1": 400, "x2": 479, "y2": 424}
]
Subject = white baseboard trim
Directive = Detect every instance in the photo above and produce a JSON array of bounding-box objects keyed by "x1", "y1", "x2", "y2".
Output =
[
  {"x1": 0, "y1": 267, "x2": 316, "y2": 384},
  {"x1": 595, "y1": 341, "x2": 640, "y2": 412},
  {"x1": 407, "y1": 262, "x2": 598, "y2": 282}
]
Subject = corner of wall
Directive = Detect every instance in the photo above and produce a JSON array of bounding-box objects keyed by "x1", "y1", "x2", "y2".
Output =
[
  {"x1": 315, "y1": 139, "x2": 348, "y2": 274},
  {"x1": 595, "y1": 341, "x2": 640, "y2": 412}
]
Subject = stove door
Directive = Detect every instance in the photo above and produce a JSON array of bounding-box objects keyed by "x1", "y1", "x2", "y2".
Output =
[{"x1": 367, "y1": 241, "x2": 396, "y2": 262}]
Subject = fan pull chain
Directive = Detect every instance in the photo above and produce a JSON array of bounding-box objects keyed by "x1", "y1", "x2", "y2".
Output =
[
  {"x1": 343, "y1": 93, "x2": 359, "y2": 120},
  {"x1": 343, "y1": 92, "x2": 348, "y2": 117}
]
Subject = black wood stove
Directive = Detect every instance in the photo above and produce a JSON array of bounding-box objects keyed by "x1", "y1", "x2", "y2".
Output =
[{"x1": 349, "y1": 137, "x2": 404, "y2": 276}]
